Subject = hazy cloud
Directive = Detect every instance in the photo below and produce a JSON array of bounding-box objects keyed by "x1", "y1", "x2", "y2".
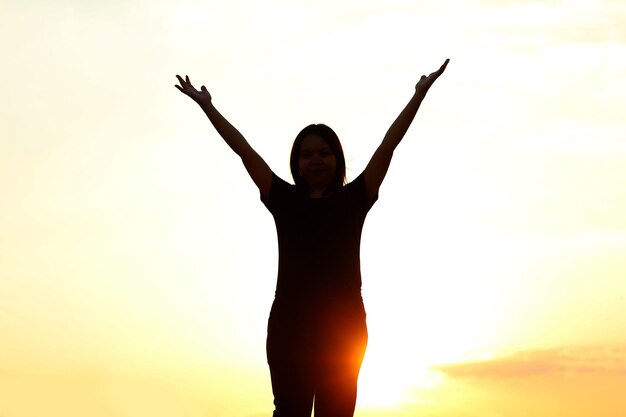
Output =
[
  {"x1": 465, "y1": 1, "x2": 626, "y2": 45},
  {"x1": 433, "y1": 346, "x2": 626, "y2": 379}
]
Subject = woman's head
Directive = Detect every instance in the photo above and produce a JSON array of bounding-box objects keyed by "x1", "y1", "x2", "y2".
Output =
[{"x1": 290, "y1": 124, "x2": 346, "y2": 195}]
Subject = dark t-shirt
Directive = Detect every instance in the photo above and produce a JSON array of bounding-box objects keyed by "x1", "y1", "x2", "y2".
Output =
[{"x1": 262, "y1": 172, "x2": 378, "y2": 308}]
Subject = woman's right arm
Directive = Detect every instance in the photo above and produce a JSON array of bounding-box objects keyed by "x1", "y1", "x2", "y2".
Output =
[{"x1": 175, "y1": 75, "x2": 272, "y2": 199}]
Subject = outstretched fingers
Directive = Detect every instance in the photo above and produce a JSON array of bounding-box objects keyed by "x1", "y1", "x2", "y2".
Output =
[
  {"x1": 429, "y1": 59, "x2": 450, "y2": 79},
  {"x1": 175, "y1": 74, "x2": 187, "y2": 91},
  {"x1": 415, "y1": 59, "x2": 450, "y2": 93},
  {"x1": 175, "y1": 74, "x2": 200, "y2": 95},
  {"x1": 174, "y1": 74, "x2": 212, "y2": 104},
  {"x1": 438, "y1": 58, "x2": 450, "y2": 74}
]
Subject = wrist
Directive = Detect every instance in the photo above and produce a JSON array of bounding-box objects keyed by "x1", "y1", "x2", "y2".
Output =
[
  {"x1": 199, "y1": 100, "x2": 215, "y2": 111},
  {"x1": 412, "y1": 89, "x2": 427, "y2": 102}
]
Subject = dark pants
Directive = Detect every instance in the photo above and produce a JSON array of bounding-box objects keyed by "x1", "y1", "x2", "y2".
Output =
[{"x1": 266, "y1": 298, "x2": 368, "y2": 417}]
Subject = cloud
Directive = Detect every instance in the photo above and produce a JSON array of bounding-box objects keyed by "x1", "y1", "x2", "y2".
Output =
[
  {"x1": 432, "y1": 346, "x2": 626, "y2": 380},
  {"x1": 465, "y1": 1, "x2": 626, "y2": 46}
]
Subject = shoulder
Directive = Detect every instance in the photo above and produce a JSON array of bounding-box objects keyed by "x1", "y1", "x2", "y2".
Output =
[
  {"x1": 261, "y1": 172, "x2": 297, "y2": 210},
  {"x1": 343, "y1": 172, "x2": 378, "y2": 208}
]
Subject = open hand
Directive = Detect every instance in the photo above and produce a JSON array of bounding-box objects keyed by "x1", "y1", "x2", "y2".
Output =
[
  {"x1": 415, "y1": 59, "x2": 449, "y2": 96},
  {"x1": 175, "y1": 75, "x2": 212, "y2": 106}
]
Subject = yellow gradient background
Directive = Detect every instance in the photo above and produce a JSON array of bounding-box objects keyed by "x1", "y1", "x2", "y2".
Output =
[{"x1": 2, "y1": 1, "x2": 625, "y2": 416}]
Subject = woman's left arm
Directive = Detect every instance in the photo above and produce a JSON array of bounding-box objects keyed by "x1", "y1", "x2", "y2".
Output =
[{"x1": 363, "y1": 59, "x2": 449, "y2": 200}]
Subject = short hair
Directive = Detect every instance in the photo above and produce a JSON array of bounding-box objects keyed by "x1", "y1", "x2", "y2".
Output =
[{"x1": 290, "y1": 124, "x2": 347, "y2": 195}]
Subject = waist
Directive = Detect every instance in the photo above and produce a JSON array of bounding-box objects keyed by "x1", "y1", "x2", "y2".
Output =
[
  {"x1": 274, "y1": 287, "x2": 362, "y2": 303},
  {"x1": 269, "y1": 297, "x2": 366, "y2": 331},
  {"x1": 271, "y1": 291, "x2": 364, "y2": 316}
]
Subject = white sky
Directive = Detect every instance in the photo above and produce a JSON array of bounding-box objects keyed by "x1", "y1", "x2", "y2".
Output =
[{"x1": 1, "y1": 0, "x2": 626, "y2": 415}]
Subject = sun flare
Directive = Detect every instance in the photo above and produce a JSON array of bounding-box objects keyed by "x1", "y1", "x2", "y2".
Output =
[{"x1": 357, "y1": 341, "x2": 445, "y2": 408}]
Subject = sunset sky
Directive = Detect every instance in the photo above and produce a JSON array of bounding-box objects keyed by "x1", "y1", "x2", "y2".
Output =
[{"x1": 1, "y1": 0, "x2": 626, "y2": 416}]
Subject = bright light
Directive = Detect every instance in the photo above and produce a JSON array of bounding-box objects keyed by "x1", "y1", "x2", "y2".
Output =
[{"x1": 358, "y1": 346, "x2": 444, "y2": 409}]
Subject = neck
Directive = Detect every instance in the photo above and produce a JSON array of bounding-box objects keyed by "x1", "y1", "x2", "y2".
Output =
[{"x1": 309, "y1": 187, "x2": 327, "y2": 198}]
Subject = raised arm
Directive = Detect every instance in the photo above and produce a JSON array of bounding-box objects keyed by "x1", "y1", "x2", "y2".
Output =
[
  {"x1": 363, "y1": 59, "x2": 449, "y2": 200},
  {"x1": 175, "y1": 75, "x2": 272, "y2": 199}
]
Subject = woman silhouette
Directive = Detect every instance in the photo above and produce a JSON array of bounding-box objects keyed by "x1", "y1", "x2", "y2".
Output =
[{"x1": 175, "y1": 59, "x2": 449, "y2": 417}]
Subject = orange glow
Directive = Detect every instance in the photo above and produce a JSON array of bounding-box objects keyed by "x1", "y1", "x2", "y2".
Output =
[{"x1": 2, "y1": 1, "x2": 626, "y2": 416}]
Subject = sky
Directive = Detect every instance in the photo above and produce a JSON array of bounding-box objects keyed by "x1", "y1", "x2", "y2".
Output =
[{"x1": 1, "y1": 0, "x2": 626, "y2": 416}]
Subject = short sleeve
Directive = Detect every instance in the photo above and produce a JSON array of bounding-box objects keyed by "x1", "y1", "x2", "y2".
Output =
[
  {"x1": 345, "y1": 172, "x2": 378, "y2": 211},
  {"x1": 261, "y1": 172, "x2": 295, "y2": 214}
]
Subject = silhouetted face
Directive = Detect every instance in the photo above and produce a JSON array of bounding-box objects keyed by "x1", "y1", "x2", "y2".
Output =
[{"x1": 298, "y1": 134, "x2": 338, "y2": 192}]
